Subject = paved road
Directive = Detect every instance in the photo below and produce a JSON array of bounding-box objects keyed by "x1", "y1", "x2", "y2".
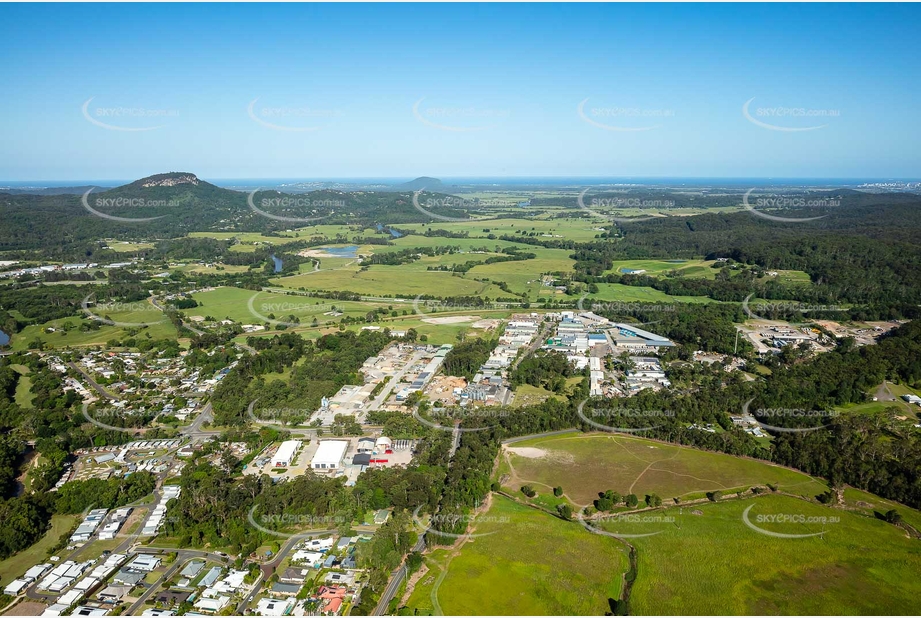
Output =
[
  {"x1": 68, "y1": 361, "x2": 117, "y2": 400},
  {"x1": 372, "y1": 535, "x2": 426, "y2": 616},
  {"x1": 510, "y1": 321, "x2": 553, "y2": 371},
  {"x1": 125, "y1": 549, "x2": 229, "y2": 615},
  {"x1": 371, "y1": 418, "x2": 464, "y2": 615},
  {"x1": 366, "y1": 350, "x2": 427, "y2": 412}
]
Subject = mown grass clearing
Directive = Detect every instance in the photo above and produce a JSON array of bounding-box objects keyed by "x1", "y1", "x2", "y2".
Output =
[
  {"x1": 273, "y1": 267, "x2": 510, "y2": 298},
  {"x1": 586, "y1": 283, "x2": 716, "y2": 304},
  {"x1": 0, "y1": 515, "x2": 77, "y2": 588},
  {"x1": 620, "y1": 494, "x2": 921, "y2": 615},
  {"x1": 404, "y1": 495, "x2": 629, "y2": 616},
  {"x1": 11, "y1": 364, "x2": 34, "y2": 408},
  {"x1": 9, "y1": 310, "x2": 178, "y2": 351},
  {"x1": 503, "y1": 433, "x2": 827, "y2": 506}
]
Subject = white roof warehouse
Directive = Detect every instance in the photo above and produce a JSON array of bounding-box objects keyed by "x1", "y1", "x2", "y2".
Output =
[
  {"x1": 311, "y1": 440, "x2": 349, "y2": 470},
  {"x1": 271, "y1": 440, "x2": 302, "y2": 468}
]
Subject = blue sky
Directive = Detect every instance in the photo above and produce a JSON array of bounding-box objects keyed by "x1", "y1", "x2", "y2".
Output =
[{"x1": 1, "y1": 3, "x2": 919, "y2": 181}]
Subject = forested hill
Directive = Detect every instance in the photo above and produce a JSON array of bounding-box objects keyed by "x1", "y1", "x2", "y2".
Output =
[{"x1": 0, "y1": 173, "x2": 471, "y2": 260}]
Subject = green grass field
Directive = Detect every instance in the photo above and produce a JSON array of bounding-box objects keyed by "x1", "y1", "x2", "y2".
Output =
[
  {"x1": 105, "y1": 241, "x2": 155, "y2": 252},
  {"x1": 842, "y1": 487, "x2": 921, "y2": 532},
  {"x1": 0, "y1": 514, "x2": 77, "y2": 588},
  {"x1": 9, "y1": 308, "x2": 179, "y2": 351},
  {"x1": 619, "y1": 494, "x2": 921, "y2": 615},
  {"x1": 273, "y1": 266, "x2": 511, "y2": 298},
  {"x1": 502, "y1": 433, "x2": 827, "y2": 506},
  {"x1": 404, "y1": 495, "x2": 629, "y2": 616},
  {"x1": 586, "y1": 283, "x2": 716, "y2": 305},
  {"x1": 11, "y1": 364, "x2": 34, "y2": 408},
  {"x1": 188, "y1": 286, "x2": 393, "y2": 326}
]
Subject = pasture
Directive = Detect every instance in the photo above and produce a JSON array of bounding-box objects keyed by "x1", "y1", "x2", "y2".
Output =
[
  {"x1": 188, "y1": 286, "x2": 391, "y2": 326},
  {"x1": 501, "y1": 433, "x2": 827, "y2": 506},
  {"x1": 620, "y1": 494, "x2": 921, "y2": 615},
  {"x1": 9, "y1": 308, "x2": 178, "y2": 351},
  {"x1": 404, "y1": 494, "x2": 629, "y2": 616},
  {"x1": 272, "y1": 265, "x2": 511, "y2": 298}
]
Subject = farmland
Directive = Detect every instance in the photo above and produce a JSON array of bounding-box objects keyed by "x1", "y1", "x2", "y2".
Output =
[
  {"x1": 619, "y1": 494, "x2": 921, "y2": 615},
  {"x1": 9, "y1": 308, "x2": 178, "y2": 352},
  {"x1": 501, "y1": 433, "x2": 828, "y2": 506},
  {"x1": 403, "y1": 495, "x2": 629, "y2": 616}
]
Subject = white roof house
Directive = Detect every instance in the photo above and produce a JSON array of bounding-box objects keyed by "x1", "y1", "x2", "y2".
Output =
[
  {"x1": 194, "y1": 596, "x2": 230, "y2": 612},
  {"x1": 311, "y1": 440, "x2": 349, "y2": 470},
  {"x1": 271, "y1": 440, "x2": 302, "y2": 468},
  {"x1": 256, "y1": 598, "x2": 294, "y2": 615},
  {"x1": 128, "y1": 554, "x2": 161, "y2": 572},
  {"x1": 4, "y1": 579, "x2": 28, "y2": 596}
]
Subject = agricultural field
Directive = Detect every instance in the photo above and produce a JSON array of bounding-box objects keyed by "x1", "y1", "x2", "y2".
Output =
[
  {"x1": 403, "y1": 495, "x2": 629, "y2": 616},
  {"x1": 618, "y1": 494, "x2": 921, "y2": 615},
  {"x1": 272, "y1": 265, "x2": 511, "y2": 298},
  {"x1": 501, "y1": 433, "x2": 828, "y2": 506},
  {"x1": 604, "y1": 259, "x2": 718, "y2": 278},
  {"x1": 104, "y1": 241, "x2": 155, "y2": 253},
  {"x1": 393, "y1": 217, "x2": 605, "y2": 243},
  {"x1": 842, "y1": 487, "x2": 921, "y2": 532},
  {"x1": 188, "y1": 286, "x2": 391, "y2": 325},
  {"x1": 9, "y1": 308, "x2": 178, "y2": 352},
  {"x1": 584, "y1": 283, "x2": 716, "y2": 305}
]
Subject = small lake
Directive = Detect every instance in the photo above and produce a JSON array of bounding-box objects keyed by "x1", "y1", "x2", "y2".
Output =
[
  {"x1": 323, "y1": 245, "x2": 359, "y2": 258},
  {"x1": 0, "y1": 329, "x2": 9, "y2": 347},
  {"x1": 271, "y1": 254, "x2": 283, "y2": 273}
]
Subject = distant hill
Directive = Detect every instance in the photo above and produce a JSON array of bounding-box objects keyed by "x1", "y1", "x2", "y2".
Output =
[
  {"x1": 0, "y1": 171, "x2": 474, "y2": 260},
  {"x1": 127, "y1": 171, "x2": 203, "y2": 189},
  {"x1": 388, "y1": 177, "x2": 446, "y2": 192}
]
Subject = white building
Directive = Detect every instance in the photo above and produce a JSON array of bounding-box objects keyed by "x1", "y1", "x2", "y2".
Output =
[
  {"x1": 311, "y1": 440, "x2": 349, "y2": 470},
  {"x1": 272, "y1": 440, "x2": 302, "y2": 468}
]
